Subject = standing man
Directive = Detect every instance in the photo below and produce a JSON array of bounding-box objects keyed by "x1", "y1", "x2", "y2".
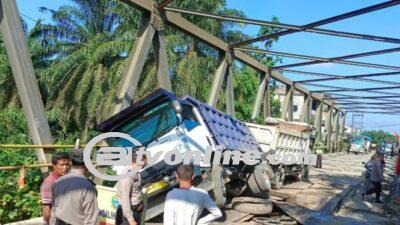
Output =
[
  {"x1": 50, "y1": 149, "x2": 99, "y2": 225},
  {"x1": 115, "y1": 152, "x2": 147, "y2": 225},
  {"x1": 40, "y1": 152, "x2": 70, "y2": 225},
  {"x1": 314, "y1": 142, "x2": 324, "y2": 168},
  {"x1": 164, "y1": 165, "x2": 222, "y2": 225},
  {"x1": 391, "y1": 145, "x2": 395, "y2": 158},
  {"x1": 362, "y1": 151, "x2": 385, "y2": 203}
]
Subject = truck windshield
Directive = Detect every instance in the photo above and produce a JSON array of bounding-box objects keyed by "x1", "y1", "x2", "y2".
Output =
[
  {"x1": 111, "y1": 101, "x2": 178, "y2": 146},
  {"x1": 352, "y1": 138, "x2": 364, "y2": 145}
]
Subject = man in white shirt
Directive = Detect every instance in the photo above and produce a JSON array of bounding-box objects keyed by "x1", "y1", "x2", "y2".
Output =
[{"x1": 164, "y1": 165, "x2": 222, "y2": 225}]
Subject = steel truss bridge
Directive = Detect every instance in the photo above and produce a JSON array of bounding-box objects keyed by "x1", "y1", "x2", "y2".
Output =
[{"x1": 1, "y1": 0, "x2": 400, "y2": 165}]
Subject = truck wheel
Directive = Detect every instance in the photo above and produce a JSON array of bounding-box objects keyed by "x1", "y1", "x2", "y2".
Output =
[
  {"x1": 248, "y1": 164, "x2": 272, "y2": 194},
  {"x1": 301, "y1": 165, "x2": 309, "y2": 180},
  {"x1": 233, "y1": 202, "x2": 273, "y2": 215},
  {"x1": 272, "y1": 167, "x2": 285, "y2": 190},
  {"x1": 229, "y1": 197, "x2": 273, "y2": 215},
  {"x1": 211, "y1": 164, "x2": 227, "y2": 208}
]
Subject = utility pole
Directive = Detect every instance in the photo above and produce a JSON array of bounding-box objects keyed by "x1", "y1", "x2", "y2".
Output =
[{"x1": 360, "y1": 113, "x2": 364, "y2": 134}]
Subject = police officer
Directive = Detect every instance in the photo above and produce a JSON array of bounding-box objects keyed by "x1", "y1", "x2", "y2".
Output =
[
  {"x1": 115, "y1": 152, "x2": 147, "y2": 225},
  {"x1": 315, "y1": 142, "x2": 324, "y2": 168},
  {"x1": 50, "y1": 149, "x2": 99, "y2": 225}
]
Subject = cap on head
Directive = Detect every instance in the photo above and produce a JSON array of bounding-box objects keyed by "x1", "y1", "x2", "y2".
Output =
[{"x1": 70, "y1": 148, "x2": 85, "y2": 166}]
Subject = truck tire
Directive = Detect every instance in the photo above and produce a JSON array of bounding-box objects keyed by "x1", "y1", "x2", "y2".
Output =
[
  {"x1": 211, "y1": 164, "x2": 227, "y2": 208},
  {"x1": 253, "y1": 215, "x2": 297, "y2": 225},
  {"x1": 233, "y1": 202, "x2": 273, "y2": 215},
  {"x1": 272, "y1": 167, "x2": 285, "y2": 190},
  {"x1": 248, "y1": 164, "x2": 272, "y2": 194},
  {"x1": 229, "y1": 197, "x2": 273, "y2": 215}
]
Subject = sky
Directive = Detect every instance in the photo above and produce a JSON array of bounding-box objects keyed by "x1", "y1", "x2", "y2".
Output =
[{"x1": 15, "y1": 0, "x2": 400, "y2": 133}]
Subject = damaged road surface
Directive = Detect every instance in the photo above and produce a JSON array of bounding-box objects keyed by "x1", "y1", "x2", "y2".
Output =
[
  {"x1": 146, "y1": 153, "x2": 399, "y2": 225},
  {"x1": 271, "y1": 153, "x2": 400, "y2": 225}
]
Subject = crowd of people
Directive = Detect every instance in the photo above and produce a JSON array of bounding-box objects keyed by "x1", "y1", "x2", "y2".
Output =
[{"x1": 40, "y1": 149, "x2": 222, "y2": 225}]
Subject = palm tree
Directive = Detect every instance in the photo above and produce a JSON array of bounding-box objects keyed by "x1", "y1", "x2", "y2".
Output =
[
  {"x1": 0, "y1": 19, "x2": 48, "y2": 109},
  {"x1": 30, "y1": 0, "x2": 144, "y2": 140},
  {"x1": 0, "y1": 38, "x2": 17, "y2": 108},
  {"x1": 30, "y1": 0, "x2": 251, "y2": 139},
  {"x1": 167, "y1": 1, "x2": 248, "y2": 102},
  {"x1": 30, "y1": 0, "x2": 282, "y2": 139}
]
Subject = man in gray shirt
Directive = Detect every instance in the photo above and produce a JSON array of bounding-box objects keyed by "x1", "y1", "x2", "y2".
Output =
[
  {"x1": 164, "y1": 165, "x2": 222, "y2": 225},
  {"x1": 362, "y1": 151, "x2": 385, "y2": 203},
  {"x1": 50, "y1": 149, "x2": 99, "y2": 225}
]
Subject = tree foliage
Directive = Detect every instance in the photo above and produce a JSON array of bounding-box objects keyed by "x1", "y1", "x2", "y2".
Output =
[
  {"x1": 0, "y1": 108, "x2": 42, "y2": 223},
  {"x1": 0, "y1": 0, "x2": 283, "y2": 222},
  {"x1": 361, "y1": 130, "x2": 396, "y2": 144}
]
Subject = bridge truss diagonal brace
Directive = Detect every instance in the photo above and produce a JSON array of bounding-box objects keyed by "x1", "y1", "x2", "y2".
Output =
[
  {"x1": 333, "y1": 110, "x2": 340, "y2": 150},
  {"x1": 153, "y1": 30, "x2": 172, "y2": 91},
  {"x1": 111, "y1": 14, "x2": 156, "y2": 115},
  {"x1": 340, "y1": 112, "x2": 346, "y2": 136},
  {"x1": 0, "y1": 0, "x2": 54, "y2": 171},
  {"x1": 251, "y1": 70, "x2": 271, "y2": 121},
  {"x1": 300, "y1": 94, "x2": 312, "y2": 124},
  {"x1": 111, "y1": 10, "x2": 172, "y2": 116},
  {"x1": 314, "y1": 100, "x2": 323, "y2": 143},
  {"x1": 207, "y1": 53, "x2": 235, "y2": 117},
  {"x1": 326, "y1": 105, "x2": 333, "y2": 151},
  {"x1": 281, "y1": 85, "x2": 294, "y2": 121},
  {"x1": 225, "y1": 64, "x2": 235, "y2": 117},
  {"x1": 208, "y1": 57, "x2": 228, "y2": 107}
]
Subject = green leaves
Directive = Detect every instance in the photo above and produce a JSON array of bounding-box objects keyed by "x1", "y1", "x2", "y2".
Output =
[{"x1": 0, "y1": 108, "x2": 42, "y2": 224}]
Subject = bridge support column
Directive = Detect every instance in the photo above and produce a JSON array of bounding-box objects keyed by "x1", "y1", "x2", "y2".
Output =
[
  {"x1": 251, "y1": 70, "x2": 270, "y2": 121},
  {"x1": 153, "y1": 30, "x2": 172, "y2": 91},
  {"x1": 340, "y1": 112, "x2": 346, "y2": 136},
  {"x1": 208, "y1": 57, "x2": 228, "y2": 107},
  {"x1": 326, "y1": 105, "x2": 333, "y2": 152},
  {"x1": 225, "y1": 64, "x2": 235, "y2": 116},
  {"x1": 281, "y1": 85, "x2": 294, "y2": 121},
  {"x1": 263, "y1": 76, "x2": 271, "y2": 119},
  {"x1": 315, "y1": 100, "x2": 323, "y2": 143},
  {"x1": 300, "y1": 94, "x2": 311, "y2": 124},
  {"x1": 333, "y1": 109, "x2": 340, "y2": 152},
  {"x1": 208, "y1": 53, "x2": 235, "y2": 117},
  {"x1": 0, "y1": 0, "x2": 54, "y2": 171}
]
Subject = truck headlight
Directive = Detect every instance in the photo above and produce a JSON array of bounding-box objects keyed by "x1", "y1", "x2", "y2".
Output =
[{"x1": 163, "y1": 176, "x2": 170, "y2": 183}]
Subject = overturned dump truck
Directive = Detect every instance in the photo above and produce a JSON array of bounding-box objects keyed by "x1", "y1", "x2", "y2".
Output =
[
  {"x1": 246, "y1": 118, "x2": 314, "y2": 189},
  {"x1": 96, "y1": 89, "x2": 271, "y2": 223}
]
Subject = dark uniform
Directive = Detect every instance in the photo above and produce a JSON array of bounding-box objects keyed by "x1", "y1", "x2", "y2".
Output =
[{"x1": 50, "y1": 149, "x2": 98, "y2": 225}]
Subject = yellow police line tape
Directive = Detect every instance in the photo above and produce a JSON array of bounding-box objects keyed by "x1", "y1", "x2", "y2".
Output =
[
  {"x1": 0, "y1": 161, "x2": 98, "y2": 170},
  {"x1": 0, "y1": 143, "x2": 104, "y2": 171},
  {"x1": 0, "y1": 144, "x2": 107, "y2": 149}
]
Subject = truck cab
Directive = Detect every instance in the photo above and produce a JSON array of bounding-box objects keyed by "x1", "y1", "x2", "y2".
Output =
[{"x1": 97, "y1": 89, "x2": 268, "y2": 221}]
